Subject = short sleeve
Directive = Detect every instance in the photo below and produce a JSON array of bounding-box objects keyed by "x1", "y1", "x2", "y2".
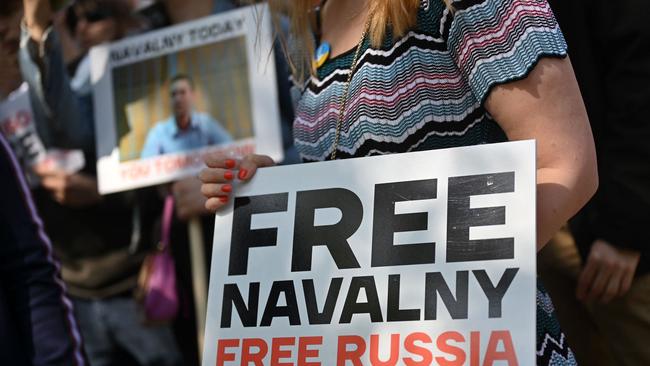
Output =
[{"x1": 447, "y1": 0, "x2": 567, "y2": 103}]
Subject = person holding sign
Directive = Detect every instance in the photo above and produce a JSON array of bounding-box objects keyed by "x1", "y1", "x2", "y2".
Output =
[
  {"x1": 201, "y1": 0, "x2": 598, "y2": 364},
  {"x1": 135, "y1": 3, "x2": 300, "y2": 363},
  {"x1": 140, "y1": 74, "x2": 233, "y2": 159}
]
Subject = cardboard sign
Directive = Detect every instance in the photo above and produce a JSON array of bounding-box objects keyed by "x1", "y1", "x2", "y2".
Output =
[
  {"x1": 203, "y1": 141, "x2": 537, "y2": 366},
  {"x1": 91, "y1": 4, "x2": 282, "y2": 193}
]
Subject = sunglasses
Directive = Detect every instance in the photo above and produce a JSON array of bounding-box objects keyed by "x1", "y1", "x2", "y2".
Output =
[
  {"x1": 65, "y1": 5, "x2": 113, "y2": 32},
  {"x1": 82, "y1": 9, "x2": 112, "y2": 22}
]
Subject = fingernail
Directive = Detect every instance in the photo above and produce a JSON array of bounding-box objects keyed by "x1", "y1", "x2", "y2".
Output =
[
  {"x1": 225, "y1": 159, "x2": 236, "y2": 169},
  {"x1": 221, "y1": 184, "x2": 232, "y2": 193},
  {"x1": 219, "y1": 196, "x2": 228, "y2": 203},
  {"x1": 238, "y1": 169, "x2": 248, "y2": 180},
  {"x1": 224, "y1": 170, "x2": 234, "y2": 180}
]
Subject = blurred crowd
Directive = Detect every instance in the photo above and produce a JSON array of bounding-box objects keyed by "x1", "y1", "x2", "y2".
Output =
[
  {"x1": 1, "y1": 1, "x2": 292, "y2": 365},
  {"x1": 0, "y1": 0, "x2": 649, "y2": 365}
]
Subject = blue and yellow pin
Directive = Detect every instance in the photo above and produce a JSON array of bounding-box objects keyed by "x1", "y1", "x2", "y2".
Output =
[{"x1": 313, "y1": 42, "x2": 331, "y2": 69}]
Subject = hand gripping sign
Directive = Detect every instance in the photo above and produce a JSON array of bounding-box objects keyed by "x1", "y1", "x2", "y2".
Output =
[{"x1": 204, "y1": 141, "x2": 536, "y2": 366}]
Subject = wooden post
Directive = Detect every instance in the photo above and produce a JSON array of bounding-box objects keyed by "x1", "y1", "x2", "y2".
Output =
[{"x1": 188, "y1": 217, "x2": 208, "y2": 362}]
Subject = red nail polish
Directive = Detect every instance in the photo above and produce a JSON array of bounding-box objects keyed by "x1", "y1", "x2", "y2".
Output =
[
  {"x1": 238, "y1": 169, "x2": 248, "y2": 180},
  {"x1": 219, "y1": 196, "x2": 228, "y2": 203},
  {"x1": 225, "y1": 159, "x2": 236, "y2": 169},
  {"x1": 221, "y1": 184, "x2": 232, "y2": 193},
  {"x1": 224, "y1": 171, "x2": 234, "y2": 180}
]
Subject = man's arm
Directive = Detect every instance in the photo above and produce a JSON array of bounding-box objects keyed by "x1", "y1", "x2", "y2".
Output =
[
  {"x1": 22, "y1": 0, "x2": 51, "y2": 42},
  {"x1": 0, "y1": 133, "x2": 86, "y2": 366}
]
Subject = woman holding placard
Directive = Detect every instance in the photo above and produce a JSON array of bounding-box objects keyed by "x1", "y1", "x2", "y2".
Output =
[{"x1": 200, "y1": 0, "x2": 598, "y2": 364}]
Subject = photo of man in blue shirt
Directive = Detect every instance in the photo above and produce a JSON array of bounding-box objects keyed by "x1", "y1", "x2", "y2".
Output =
[{"x1": 140, "y1": 74, "x2": 232, "y2": 158}]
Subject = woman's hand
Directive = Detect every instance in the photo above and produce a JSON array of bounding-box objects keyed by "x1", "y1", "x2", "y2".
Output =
[{"x1": 199, "y1": 153, "x2": 275, "y2": 212}]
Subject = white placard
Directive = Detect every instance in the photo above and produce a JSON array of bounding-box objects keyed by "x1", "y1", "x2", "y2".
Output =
[
  {"x1": 204, "y1": 141, "x2": 537, "y2": 366},
  {"x1": 0, "y1": 83, "x2": 46, "y2": 168},
  {"x1": 91, "y1": 4, "x2": 282, "y2": 194},
  {"x1": 0, "y1": 83, "x2": 85, "y2": 186}
]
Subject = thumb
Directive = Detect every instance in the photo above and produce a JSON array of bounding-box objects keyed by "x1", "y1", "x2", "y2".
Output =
[
  {"x1": 237, "y1": 154, "x2": 275, "y2": 181},
  {"x1": 576, "y1": 257, "x2": 598, "y2": 301}
]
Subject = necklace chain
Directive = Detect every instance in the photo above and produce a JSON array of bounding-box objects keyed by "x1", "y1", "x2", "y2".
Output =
[{"x1": 329, "y1": 15, "x2": 372, "y2": 160}]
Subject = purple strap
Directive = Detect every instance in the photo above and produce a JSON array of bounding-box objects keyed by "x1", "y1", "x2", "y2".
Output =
[{"x1": 161, "y1": 194, "x2": 174, "y2": 250}]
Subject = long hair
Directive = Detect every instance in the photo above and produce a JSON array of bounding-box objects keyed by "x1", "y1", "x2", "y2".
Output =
[{"x1": 268, "y1": 0, "x2": 451, "y2": 83}]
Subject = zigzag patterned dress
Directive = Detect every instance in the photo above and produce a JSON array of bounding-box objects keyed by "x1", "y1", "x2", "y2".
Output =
[{"x1": 293, "y1": 0, "x2": 577, "y2": 364}]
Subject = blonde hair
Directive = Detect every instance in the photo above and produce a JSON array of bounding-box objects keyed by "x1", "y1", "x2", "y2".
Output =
[{"x1": 268, "y1": 0, "x2": 451, "y2": 83}]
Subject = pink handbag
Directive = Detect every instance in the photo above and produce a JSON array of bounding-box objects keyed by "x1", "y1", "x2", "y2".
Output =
[{"x1": 136, "y1": 195, "x2": 179, "y2": 323}]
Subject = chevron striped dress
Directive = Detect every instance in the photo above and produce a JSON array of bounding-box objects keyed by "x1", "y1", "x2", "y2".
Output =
[{"x1": 292, "y1": 0, "x2": 577, "y2": 364}]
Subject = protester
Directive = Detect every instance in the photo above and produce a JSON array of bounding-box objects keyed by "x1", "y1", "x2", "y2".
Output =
[
  {"x1": 0, "y1": 0, "x2": 47, "y2": 183},
  {"x1": 200, "y1": 0, "x2": 599, "y2": 365},
  {"x1": 18, "y1": 0, "x2": 183, "y2": 365},
  {"x1": 539, "y1": 0, "x2": 650, "y2": 364},
  {"x1": 140, "y1": 74, "x2": 232, "y2": 159},
  {"x1": 0, "y1": 3, "x2": 86, "y2": 365}
]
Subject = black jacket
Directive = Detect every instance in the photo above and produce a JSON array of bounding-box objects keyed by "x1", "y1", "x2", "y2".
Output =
[
  {"x1": 549, "y1": 0, "x2": 650, "y2": 274},
  {"x1": 0, "y1": 133, "x2": 86, "y2": 366}
]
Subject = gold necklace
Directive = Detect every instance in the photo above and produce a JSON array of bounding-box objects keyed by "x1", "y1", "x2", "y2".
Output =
[{"x1": 329, "y1": 14, "x2": 372, "y2": 160}]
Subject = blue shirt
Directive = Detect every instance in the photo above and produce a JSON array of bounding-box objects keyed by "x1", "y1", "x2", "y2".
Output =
[{"x1": 140, "y1": 112, "x2": 232, "y2": 158}]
